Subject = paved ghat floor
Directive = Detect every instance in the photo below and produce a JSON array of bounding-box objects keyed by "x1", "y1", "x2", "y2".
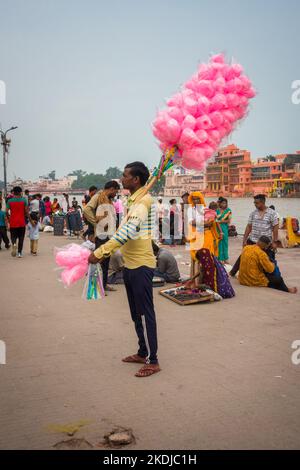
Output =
[{"x1": 0, "y1": 234, "x2": 299, "y2": 449}]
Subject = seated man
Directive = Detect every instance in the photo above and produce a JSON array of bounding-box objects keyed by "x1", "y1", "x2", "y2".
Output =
[
  {"x1": 152, "y1": 241, "x2": 181, "y2": 283},
  {"x1": 107, "y1": 250, "x2": 126, "y2": 285},
  {"x1": 239, "y1": 235, "x2": 297, "y2": 294}
]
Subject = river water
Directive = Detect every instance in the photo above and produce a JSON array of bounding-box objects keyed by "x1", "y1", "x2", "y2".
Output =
[{"x1": 49, "y1": 193, "x2": 300, "y2": 235}]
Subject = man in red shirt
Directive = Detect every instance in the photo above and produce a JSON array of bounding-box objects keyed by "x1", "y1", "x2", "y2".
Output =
[{"x1": 6, "y1": 186, "x2": 29, "y2": 258}]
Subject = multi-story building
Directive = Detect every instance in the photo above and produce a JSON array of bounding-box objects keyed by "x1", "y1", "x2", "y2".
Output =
[
  {"x1": 248, "y1": 157, "x2": 284, "y2": 195},
  {"x1": 205, "y1": 144, "x2": 251, "y2": 195},
  {"x1": 9, "y1": 175, "x2": 78, "y2": 193},
  {"x1": 165, "y1": 146, "x2": 300, "y2": 197},
  {"x1": 164, "y1": 167, "x2": 205, "y2": 197}
]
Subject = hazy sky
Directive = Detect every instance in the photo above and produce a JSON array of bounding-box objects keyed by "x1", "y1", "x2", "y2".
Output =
[{"x1": 0, "y1": 0, "x2": 299, "y2": 181}]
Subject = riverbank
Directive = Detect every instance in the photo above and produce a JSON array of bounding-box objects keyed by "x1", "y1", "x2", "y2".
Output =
[{"x1": 0, "y1": 233, "x2": 299, "y2": 449}]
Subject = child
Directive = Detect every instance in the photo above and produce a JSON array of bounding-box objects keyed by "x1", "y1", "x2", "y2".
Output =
[
  {"x1": 28, "y1": 212, "x2": 41, "y2": 255},
  {"x1": 0, "y1": 208, "x2": 10, "y2": 250}
]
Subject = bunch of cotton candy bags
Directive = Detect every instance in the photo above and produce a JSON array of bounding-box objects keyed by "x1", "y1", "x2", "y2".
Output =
[
  {"x1": 152, "y1": 53, "x2": 256, "y2": 170},
  {"x1": 55, "y1": 244, "x2": 91, "y2": 287}
]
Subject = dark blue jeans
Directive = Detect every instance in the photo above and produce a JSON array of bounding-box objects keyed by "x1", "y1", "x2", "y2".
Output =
[{"x1": 123, "y1": 266, "x2": 158, "y2": 364}]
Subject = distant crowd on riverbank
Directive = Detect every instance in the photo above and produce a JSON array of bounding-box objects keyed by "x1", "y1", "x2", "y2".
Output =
[{"x1": 0, "y1": 183, "x2": 299, "y2": 295}]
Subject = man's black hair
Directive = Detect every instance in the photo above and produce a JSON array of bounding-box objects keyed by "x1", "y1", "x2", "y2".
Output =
[
  {"x1": 258, "y1": 235, "x2": 271, "y2": 245},
  {"x1": 12, "y1": 186, "x2": 22, "y2": 195},
  {"x1": 269, "y1": 205, "x2": 275, "y2": 210},
  {"x1": 181, "y1": 191, "x2": 189, "y2": 198},
  {"x1": 104, "y1": 180, "x2": 120, "y2": 190},
  {"x1": 125, "y1": 162, "x2": 150, "y2": 186},
  {"x1": 169, "y1": 199, "x2": 176, "y2": 205},
  {"x1": 89, "y1": 185, "x2": 98, "y2": 192},
  {"x1": 254, "y1": 194, "x2": 266, "y2": 203}
]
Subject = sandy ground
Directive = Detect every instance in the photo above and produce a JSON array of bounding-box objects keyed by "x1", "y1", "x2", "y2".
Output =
[{"x1": 0, "y1": 232, "x2": 300, "y2": 450}]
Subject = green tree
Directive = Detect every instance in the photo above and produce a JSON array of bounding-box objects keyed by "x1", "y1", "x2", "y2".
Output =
[
  {"x1": 68, "y1": 169, "x2": 87, "y2": 177},
  {"x1": 104, "y1": 166, "x2": 122, "y2": 180},
  {"x1": 48, "y1": 170, "x2": 56, "y2": 180},
  {"x1": 150, "y1": 175, "x2": 165, "y2": 196},
  {"x1": 71, "y1": 173, "x2": 107, "y2": 190}
]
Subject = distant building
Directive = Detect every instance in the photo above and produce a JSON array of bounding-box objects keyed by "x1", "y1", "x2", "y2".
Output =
[
  {"x1": 9, "y1": 175, "x2": 78, "y2": 193},
  {"x1": 164, "y1": 166, "x2": 205, "y2": 197},
  {"x1": 205, "y1": 145, "x2": 300, "y2": 197},
  {"x1": 205, "y1": 144, "x2": 251, "y2": 195}
]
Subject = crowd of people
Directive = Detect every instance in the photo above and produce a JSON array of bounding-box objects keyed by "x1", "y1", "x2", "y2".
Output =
[
  {"x1": 157, "y1": 193, "x2": 233, "y2": 265},
  {"x1": 1, "y1": 165, "x2": 298, "y2": 378},
  {"x1": 0, "y1": 187, "x2": 87, "y2": 257}
]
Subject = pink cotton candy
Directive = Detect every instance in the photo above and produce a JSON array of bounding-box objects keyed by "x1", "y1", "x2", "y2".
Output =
[
  {"x1": 223, "y1": 110, "x2": 236, "y2": 123},
  {"x1": 185, "y1": 76, "x2": 198, "y2": 92},
  {"x1": 210, "y1": 93, "x2": 227, "y2": 111},
  {"x1": 153, "y1": 124, "x2": 169, "y2": 143},
  {"x1": 245, "y1": 87, "x2": 256, "y2": 98},
  {"x1": 197, "y1": 63, "x2": 210, "y2": 79},
  {"x1": 166, "y1": 119, "x2": 181, "y2": 143},
  {"x1": 214, "y1": 76, "x2": 226, "y2": 92},
  {"x1": 235, "y1": 107, "x2": 247, "y2": 119},
  {"x1": 210, "y1": 111, "x2": 224, "y2": 127},
  {"x1": 218, "y1": 126, "x2": 228, "y2": 138},
  {"x1": 61, "y1": 264, "x2": 88, "y2": 287},
  {"x1": 208, "y1": 129, "x2": 221, "y2": 144},
  {"x1": 211, "y1": 53, "x2": 225, "y2": 64},
  {"x1": 196, "y1": 115, "x2": 212, "y2": 129},
  {"x1": 195, "y1": 129, "x2": 208, "y2": 143},
  {"x1": 197, "y1": 96, "x2": 210, "y2": 115},
  {"x1": 183, "y1": 97, "x2": 198, "y2": 115},
  {"x1": 182, "y1": 114, "x2": 197, "y2": 130},
  {"x1": 55, "y1": 243, "x2": 92, "y2": 287},
  {"x1": 179, "y1": 128, "x2": 201, "y2": 149},
  {"x1": 202, "y1": 144, "x2": 215, "y2": 158},
  {"x1": 182, "y1": 148, "x2": 206, "y2": 170},
  {"x1": 222, "y1": 119, "x2": 233, "y2": 133},
  {"x1": 55, "y1": 244, "x2": 90, "y2": 268},
  {"x1": 167, "y1": 93, "x2": 184, "y2": 107},
  {"x1": 168, "y1": 106, "x2": 184, "y2": 123},
  {"x1": 224, "y1": 92, "x2": 236, "y2": 106},
  {"x1": 152, "y1": 53, "x2": 256, "y2": 169},
  {"x1": 231, "y1": 63, "x2": 244, "y2": 76},
  {"x1": 196, "y1": 80, "x2": 214, "y2": 98}
]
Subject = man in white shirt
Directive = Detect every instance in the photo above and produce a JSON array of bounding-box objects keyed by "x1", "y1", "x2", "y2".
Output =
[
  {"x1": 156, "y1": 197, "x2": 164, "y2": 239},
  {"x1": 91, "y1": 180, "x2": 120, "y2": 291},
  {"x1": 29, "y1": 194, "x2": 40, "y2": 215}
]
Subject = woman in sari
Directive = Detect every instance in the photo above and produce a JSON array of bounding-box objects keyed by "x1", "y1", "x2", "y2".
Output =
[
  {"x1": 187, "y1": 192, "x2": 221, "y2": 257},
  {"x1": 216, "y1": 198, "x2": 232, "y2": 264},
  {"x1": 51, "y1": 198, "x2": 60, "y2": 215},
  {"x1": 187, "y1": 192, "x2": 221, "y2": 281},
  {"x1": 187, "y1": 248, "x2": 235, "y2": 299}
]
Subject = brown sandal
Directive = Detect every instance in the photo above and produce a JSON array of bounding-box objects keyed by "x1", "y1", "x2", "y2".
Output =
[
  {"x1": 105, "y1": 285, "x2": 117, "y2": 292},
  {"x1": 135, "y1": 364, "x2": 161, "y2": 377},
  {"x1": 122, "y1": 354, "x2": 147, "y2": 364}
]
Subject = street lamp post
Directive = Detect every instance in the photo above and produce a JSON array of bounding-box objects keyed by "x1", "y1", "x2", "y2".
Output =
[{"x1": 0, "y1": 126, "x2": 18, "y2": 198}]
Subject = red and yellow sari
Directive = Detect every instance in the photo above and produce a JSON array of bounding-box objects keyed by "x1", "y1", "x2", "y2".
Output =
[{"x1": 187, "y1": 192, "x2": 220, "y2": 260}]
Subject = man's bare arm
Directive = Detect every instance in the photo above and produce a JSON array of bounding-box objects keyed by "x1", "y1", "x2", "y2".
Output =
[
  {"x1": 243, "y1": 224, "x2": 252, "y2": 246},
  {"x1": 272, "y1": 224, "x2": 279, "y2": 248}
]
